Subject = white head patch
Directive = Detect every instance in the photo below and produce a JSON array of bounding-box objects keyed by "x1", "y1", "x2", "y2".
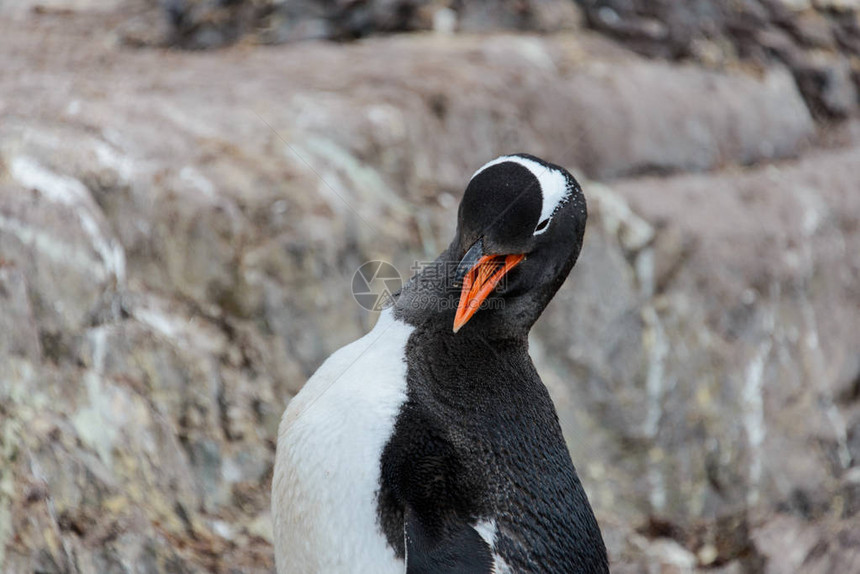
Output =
[{"x1": 472, "y1": 155, "x2": 572, "y2": 235}]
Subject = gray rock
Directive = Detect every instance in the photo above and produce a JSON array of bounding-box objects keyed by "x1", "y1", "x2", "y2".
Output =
[
  {"x1": 787, "y1": 9, "x2": 837, "y2": 49},
  {"x1": 0, "y1": 152, "x2": 124, "y2": 354},
  {"x1": 0, "y1": 0, "x2": 125, "y2": 16},
  {"x1": 560, "y1": 62, "x2": 814, "y2": 178},
  {"x1": 792, "y1": 51, "x2": 859, "y2": 118},
  {"x1": 576, "y1": 0, "x2": 860, "y2": 122},
  {"x1": 612, "y1": 145, "x2": 860, "y2": 520},
  {"x1": 0, "y1": 265, "x2": 41, "y2": 361},
  {"x1": 133, "y1": 0, "x2": 585, "y2": 49}
]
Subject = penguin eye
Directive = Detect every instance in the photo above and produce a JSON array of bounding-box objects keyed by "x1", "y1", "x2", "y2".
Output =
[{"x1": 534, "y1": 218, "x2": 550, "y2": 234}]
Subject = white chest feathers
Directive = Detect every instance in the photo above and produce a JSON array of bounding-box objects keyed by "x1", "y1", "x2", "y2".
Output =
[{"x1": 272, "y1": 310, "x2": 413, "y2": 574}]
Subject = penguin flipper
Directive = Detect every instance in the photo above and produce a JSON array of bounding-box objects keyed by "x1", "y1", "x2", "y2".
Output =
[{"x1": 404, "y1": 506, "x2": 495, "y2": 574}]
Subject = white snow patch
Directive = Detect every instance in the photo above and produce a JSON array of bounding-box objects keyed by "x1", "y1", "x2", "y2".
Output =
[
  {"x1": 643, "y1": 307, "x2": 668, "y2": 437},
  {"x1": 0, "y1": 214, "x2": 103, "y2": 274},
  {"x1": 432, "y1": 7, "x2": 457, "y2": 34},
  {"x1": 642, "y1": 306, "x2": 669, "y2": 511},
  {"x1": 790, "y1": 185, "x2": 828, "y2": 237},
  {"x1": 9, "y1": 156, "x2": 126, "y2": 284},
  {"x1": 89, "y1": 326, "x2": 109, "y2": 374},
  {"x1": 73, "y1": 372, "x2": 122, "y2": 467},
  {"x1": 800, "y1": 296, "x2": 852, "y2": 469},
  {"x1": 588, "y1": 182, "x2": 655, "y2": 252},
  {"x1": 742, "y1": 338, "x2": 771, "y2": 506},
  {"x1": 94, "y1": 140, "x2": 136, "y2": 184},
  {"x1": 130, "y1": 297, "x2": 228, "y2": 355},
  {"x1": 133, "y1": 305, "x2": 182, "y2": 341},
  {"x1": 180, "y1": 166, "x2": 216, "y2": 200}
]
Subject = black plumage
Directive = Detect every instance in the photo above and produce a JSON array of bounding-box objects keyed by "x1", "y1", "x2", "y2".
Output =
[{"x1": 378, "y1": 154, "x2": 608, "y2": 573}]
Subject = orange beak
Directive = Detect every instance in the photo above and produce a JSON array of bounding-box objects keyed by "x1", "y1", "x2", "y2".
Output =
[{"x1": 453, "y1": 253, "x2": 525, "y2": 333}]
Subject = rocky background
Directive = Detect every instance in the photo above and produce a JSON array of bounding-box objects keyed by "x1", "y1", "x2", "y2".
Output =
[{"x1": 1, "y1": 0, "x2": 860, "y2": 572}]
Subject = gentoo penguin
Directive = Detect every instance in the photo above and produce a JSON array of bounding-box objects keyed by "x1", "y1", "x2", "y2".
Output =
[{"x1": 272, "y1": 154, "x2": 608, "y2": 573}]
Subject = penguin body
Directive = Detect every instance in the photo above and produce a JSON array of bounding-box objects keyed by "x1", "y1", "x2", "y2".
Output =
[
  {"x1": 272, "y1": 310, "x2": 412, "y2": 573},
  {"x1": 273, "y1": 154, "x2": 609, "y2": 573},
  {"x1": 377, "y1": 327, "x2": 606, "y2": 573}
]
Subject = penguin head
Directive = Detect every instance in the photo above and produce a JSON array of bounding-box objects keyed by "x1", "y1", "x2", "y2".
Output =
[{"x1": 451, "y1": 154, "x2": 587, "y2": 333}]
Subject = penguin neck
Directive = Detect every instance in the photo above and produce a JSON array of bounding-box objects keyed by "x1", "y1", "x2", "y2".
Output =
[
  {"x1": 392, "y1": 242, "x2": 547, "y2": 342},
  {"x1": 392, "y1": 242, "x2": 467, "y2": 332}
]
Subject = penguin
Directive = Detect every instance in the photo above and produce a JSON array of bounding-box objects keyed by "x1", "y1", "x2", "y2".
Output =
[{"x1": 272, "y1": 154, "x2": 609, "y2": 573}]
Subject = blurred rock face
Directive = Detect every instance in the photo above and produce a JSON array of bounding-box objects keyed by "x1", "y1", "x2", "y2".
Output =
[
  {"x1": 118, "y1": 0, "x2": 583, "y2": 48},
  {"x1": 117, "y1": 0, "x2": 860, "y2": 120},
  {"x1": 1, "y1": 7, "x2": 860, "y2": 574},
  {"x1": 579, "y1": 0, "x2": 860, "y2": 118}
]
